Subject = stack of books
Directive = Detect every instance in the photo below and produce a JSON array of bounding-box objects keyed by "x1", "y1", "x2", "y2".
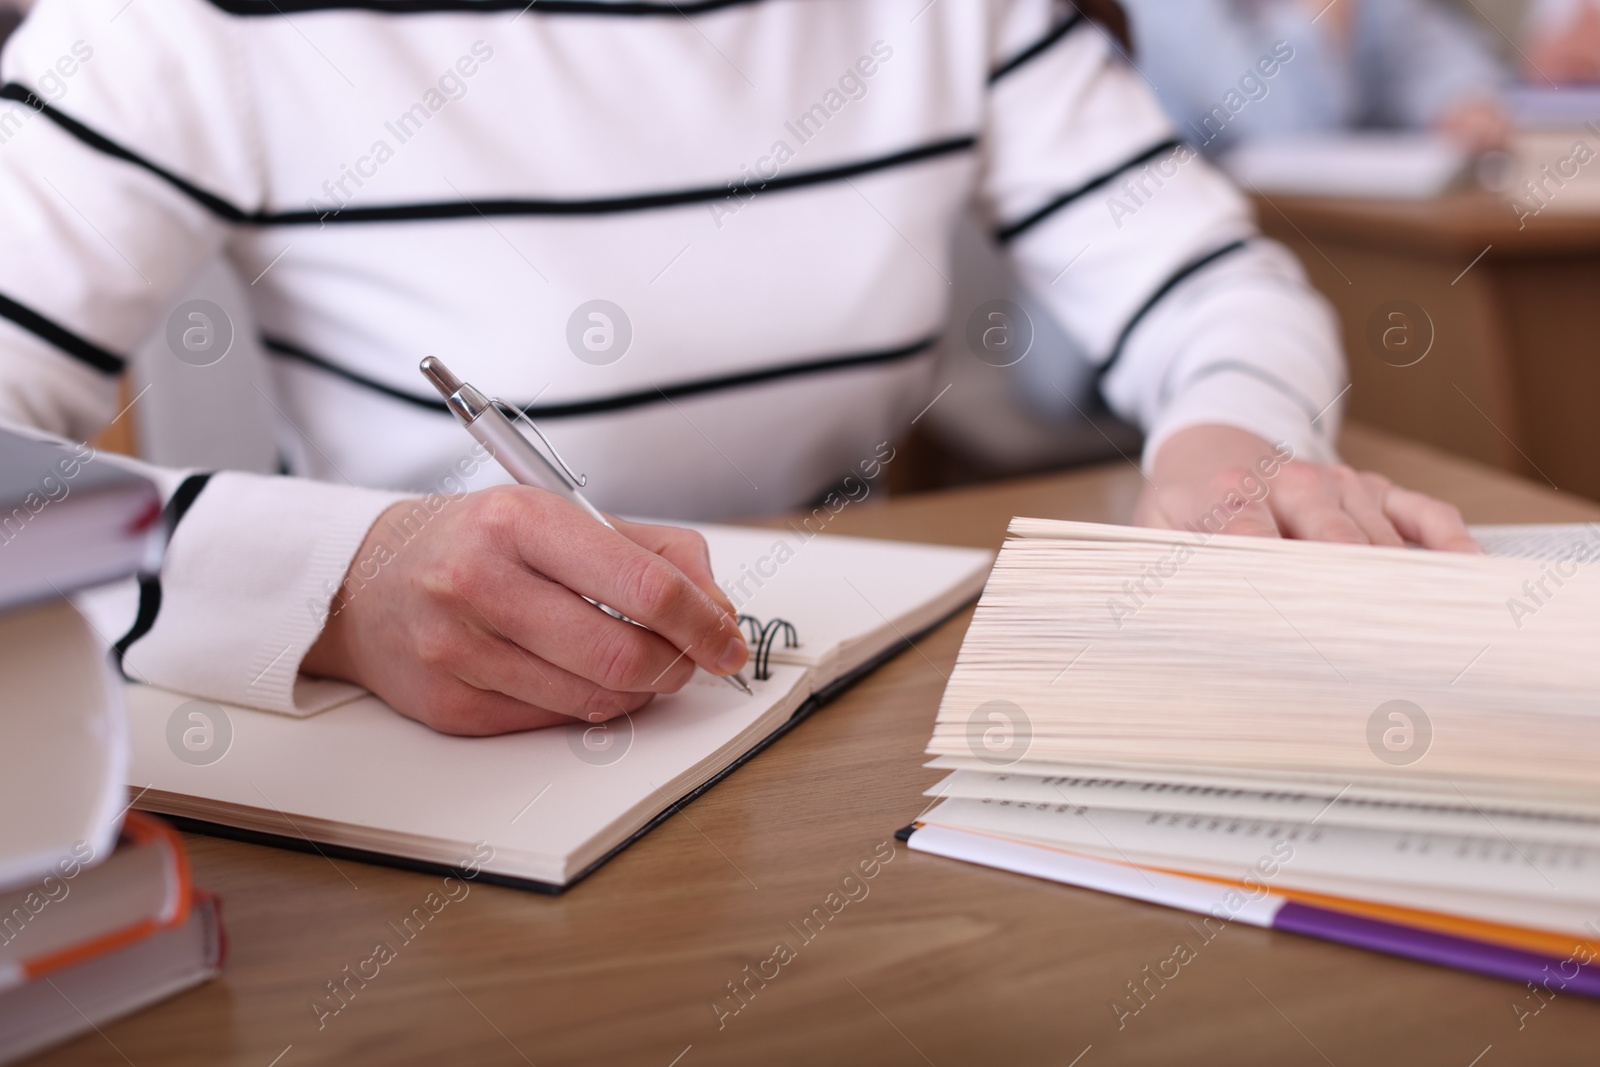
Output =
[
  {"x1": 908, "y1": 518, "x2": 1600, "y2": 995},
  {"x1": 0, "y1": 427, "x2": 224, "y2": 1063}
]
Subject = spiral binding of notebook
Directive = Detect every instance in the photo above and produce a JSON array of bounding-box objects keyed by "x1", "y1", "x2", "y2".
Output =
[{"x1": 737, "y1": 615, "x2": 798, "y2": 681}]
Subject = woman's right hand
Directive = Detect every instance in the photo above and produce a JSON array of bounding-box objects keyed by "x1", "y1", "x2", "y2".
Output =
[{"x1": 301, "y1": 485, "x2": 749, "y2": 736}]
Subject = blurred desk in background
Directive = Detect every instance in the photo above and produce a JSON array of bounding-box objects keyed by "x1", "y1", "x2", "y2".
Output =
[{"x1": 1254, "y1": 191, "x2": 1600, "y2": 500}]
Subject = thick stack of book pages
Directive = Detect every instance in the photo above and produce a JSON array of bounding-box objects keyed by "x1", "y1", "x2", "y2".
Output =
[{"x1": 910, "y1": 518, "x2": 1600, "y2": 997}]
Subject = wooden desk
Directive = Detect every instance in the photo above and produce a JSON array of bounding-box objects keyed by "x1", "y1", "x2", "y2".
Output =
[
  {"x1": 1253, "y1": 191, "x2": 1600, "y2": 501},
  {"x1": 41, "y1": 426, "x2": 1600, "y2": 1067}
]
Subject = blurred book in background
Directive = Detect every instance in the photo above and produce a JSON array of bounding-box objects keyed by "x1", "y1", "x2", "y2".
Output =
[
  {"x1": 1221, "y1": 133, "x2": 1473, "y2": 200},
  {"x1": 1500, "y1": 91, "x2": 1600, "y2": 215},
  {"x1": 1507, "y1": 86, "x2": 1600, "y2": 129}
]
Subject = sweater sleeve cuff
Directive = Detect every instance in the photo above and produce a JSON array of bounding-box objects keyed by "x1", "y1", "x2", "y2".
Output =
[
  {"x1": 1141, "y1": 367, "x2": 1341, "y2": 474},
  {"x1": 122, "y1": 471, "x2": 408, "y2": 717}
]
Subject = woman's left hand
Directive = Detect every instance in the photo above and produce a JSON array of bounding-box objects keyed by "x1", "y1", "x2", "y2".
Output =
[{"x1": 1134, "y1": 424, "x2": 1481, "y2": 553}]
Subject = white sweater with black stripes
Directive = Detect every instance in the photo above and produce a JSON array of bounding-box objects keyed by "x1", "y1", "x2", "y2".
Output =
[{"x1": 0, "y1": 0, "x2": 1344, "y2": 715}]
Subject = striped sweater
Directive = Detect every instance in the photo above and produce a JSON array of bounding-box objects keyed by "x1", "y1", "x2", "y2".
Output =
[{"x1": 0, "y1": 0, "x2": 1343, "y2": 715}]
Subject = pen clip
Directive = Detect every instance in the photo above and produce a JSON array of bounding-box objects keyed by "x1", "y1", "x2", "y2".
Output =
[{"x1": 492, "y1": 399, "x2": 588, "y2": 489}]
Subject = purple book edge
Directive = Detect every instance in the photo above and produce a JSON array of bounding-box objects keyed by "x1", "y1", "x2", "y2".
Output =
[{"x1": 1274, "y1": 900, "x2": 1600, "y2": 998}]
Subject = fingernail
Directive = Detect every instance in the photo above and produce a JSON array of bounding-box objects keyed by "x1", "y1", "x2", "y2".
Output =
[{"x1": 717, "y1": 635, "x2": 748, "y2": 673}]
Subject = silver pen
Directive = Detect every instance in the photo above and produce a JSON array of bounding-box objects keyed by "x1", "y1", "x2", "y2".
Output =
[{"x1": 419, "y1": 356, "x2": 753, "y2": 696}]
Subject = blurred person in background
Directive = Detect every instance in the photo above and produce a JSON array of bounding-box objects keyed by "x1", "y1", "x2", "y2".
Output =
[
  {"x1": 1119, "y1": 0, "x2": 1512, "y2": 154},
  {"x1": 1525, "y1": 0, "x2": 1600, "y2": 82}
]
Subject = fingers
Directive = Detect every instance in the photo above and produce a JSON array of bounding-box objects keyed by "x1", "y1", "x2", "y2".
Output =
[
  {"x1": 322, "y1": 488, "x2": 750, "y2": 738},
  {"x1": 492, "y1": 491, "x2": 748, "y2": 678},
  {"x1": 444, "y1": 561, "x2": 703, "y2": 695},
  {"x1": 449, "y1": 627, "x2": 656, "y2": 724},
  {"x1": 1265, "y1": 464, "x2": 1370, "y2": 544},
  {"x1": 419, "y1": 680, "x2": 611, "y2": 738},
  {"x1": 613, "y1": 517, "x2": 740, "y2": 620},
  {"x1": 1334, "y1": 468, "x2": 1405, "y2": 548},
  {"x1": 1135, "y1": 457, "x2": 1478, "y2": 556},
  {"x1": 1205, "y1": 472, "x2": 1281, "y2": 539},
  {"x1": 1381, "y1": 486, "x2": 1483, "y2": 554},
  {"x1": 1270, "y1": 464, "x2": 1478, "y2": 553}
]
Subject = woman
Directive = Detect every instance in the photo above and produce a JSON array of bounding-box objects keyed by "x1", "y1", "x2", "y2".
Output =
[
  {"x1": 0, "y1": 0, "x2": 1475, "y2": 736},
  {"x1": 1119, "y1": 0, "x2": 1511, "y2": 153}
]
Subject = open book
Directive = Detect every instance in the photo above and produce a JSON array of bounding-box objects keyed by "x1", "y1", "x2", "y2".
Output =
[
  {"x1": 911, "y1": 520, "x2": 1600, "y2": 977},
  {"x1": 120, "y1": 523, "x2": 992, "y2": 892}
]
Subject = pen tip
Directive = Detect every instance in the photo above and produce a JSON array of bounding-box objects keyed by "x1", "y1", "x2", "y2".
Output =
[
  {"x1": 731, "y1": 673, "x2": 754, "y2": 696},
  {"x1": 419, "y1": 356, "x2": 462, "y2": 396}
]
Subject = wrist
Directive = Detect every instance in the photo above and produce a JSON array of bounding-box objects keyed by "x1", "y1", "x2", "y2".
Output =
[
  {"x1": 302, "y1": 597, "x2": 353, "y2": 681},
  {"x1": 301, "y1": 497, "x2": 415, "y2": 684}
]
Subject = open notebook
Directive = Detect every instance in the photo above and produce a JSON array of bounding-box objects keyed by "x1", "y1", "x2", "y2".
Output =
[{"x1": 120, "y1": 523, "x2": 992, "y2": 892}]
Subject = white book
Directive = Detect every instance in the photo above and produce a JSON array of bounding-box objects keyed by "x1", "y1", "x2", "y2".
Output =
[
  {"x1": 914, "y1": 797, "x2": 1600, "y2": 937},
  {"x1": 902, "y1": 823, "x2": 1600, "y2": 952},
  {"x1": 922, "y1": 754, "x2": 1600, "y2": 815},
  {"x1": 919, "y1": 798, "x2": 1600, "y2": 906},
  {"x1": 923, "y1": 769, "x2": 1600, "y2": 847},
  {"x1": 117, "y1": 524, "x2": 992, "y2": 891},
  {"x1": 0, "y1": 599, "x2": 126, "y2": 894},
  {"x1": 1507, "y1": 86, "x2": 1600, "y2": 129},
  {"x1": 1221, "y1": 133, "x2": 1470, "y2": 200}
]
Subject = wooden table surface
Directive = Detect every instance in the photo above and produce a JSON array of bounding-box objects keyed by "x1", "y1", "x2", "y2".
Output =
[
  {"x1": 42, "y1": 425, "x2": 1600, "y2": 1067},
  {"x1": 1251, "y1": 190, "x2": 1600, "y2": 256}
]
